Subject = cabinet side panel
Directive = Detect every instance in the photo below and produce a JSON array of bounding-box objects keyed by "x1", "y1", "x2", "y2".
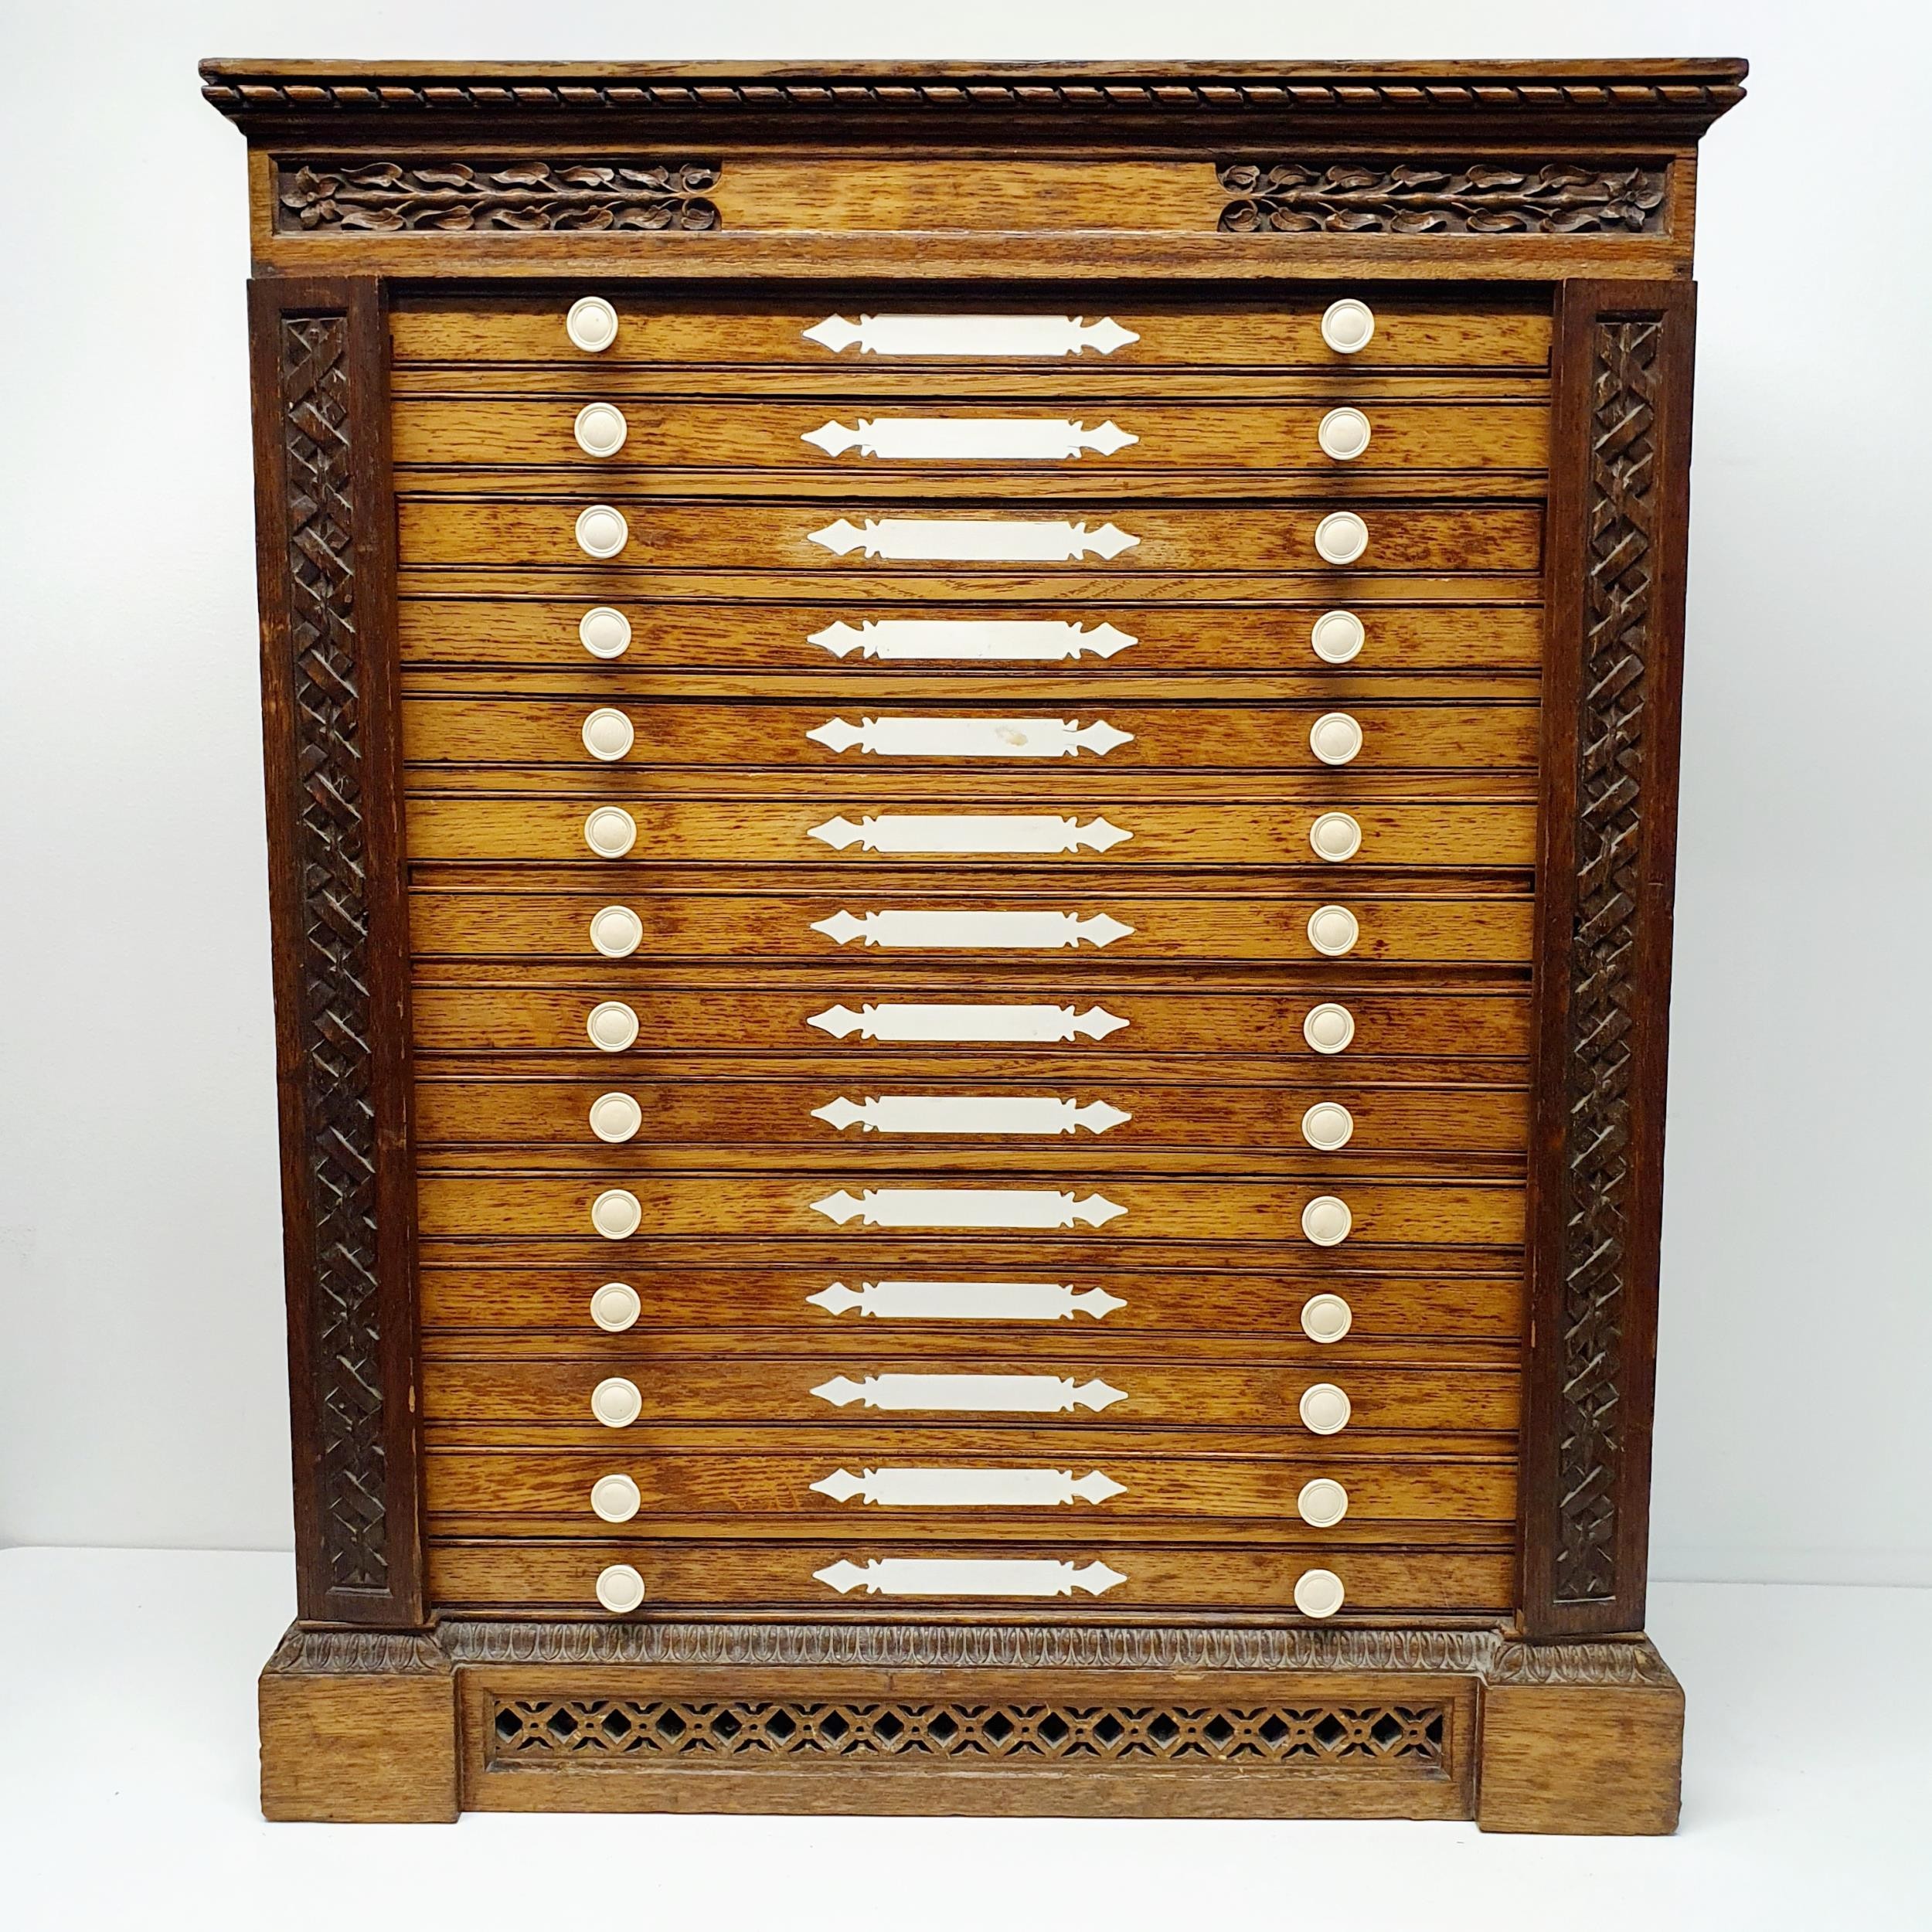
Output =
[
  {"x1": 249, "y1": 275, "x2": 423, "y2": 1625},
  {"x1": 1522, "y1": 277, "x2": 1695, "y2": 1638}
]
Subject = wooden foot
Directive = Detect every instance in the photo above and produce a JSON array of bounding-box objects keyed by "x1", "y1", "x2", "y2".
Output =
[
  {"x1": 1476, "y1": 1637, "x2": 1684, "y2": 1834},
  {"x1": 259, "y1": 1625, "x2": 459, "y2": 1822}
]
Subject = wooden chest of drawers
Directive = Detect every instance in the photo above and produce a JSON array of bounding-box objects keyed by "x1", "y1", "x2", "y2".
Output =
[{"x1": 209, "y1": 55, "x2": 1743, "y2": 1830}]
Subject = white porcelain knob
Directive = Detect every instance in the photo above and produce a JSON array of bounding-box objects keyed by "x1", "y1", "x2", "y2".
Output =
[
  {"x1": 591, "y1": 1189, "x2": 641, "y2": 1240},
  {"x1": 1308, "y1": 713, "x2": 1363, "y2": 766},
  {"x1": 579, "y1": 606, "x2": 632, "y2": 659},
  {"x1": 1293, "y1": 1567, "x2": 1346, "y2": 1617},
  {"x1": 590, "y1": 1473, "x2": 642, "y2": 1523},
  {"x1": 1301, "y1": 1101, "x2": 1355, "y2": 1151},
  {"x1": 1307, "y1": 906, "x2": 1359, "y2": 957},
  {"x1": 1299, "y1": 1382, "x2": 1352, "y2": 1434},
  {"x1": 1314, "y1": 512, "x2": 1369, "y2": 565},
  {"x1": 1301, "y1": 1195, "x2": 1352, "y2": 1246},
  {"x1": 589, "y1": 1092, "x2": 643, "y2": 1145},
  {"x1": 590, "y1": 1376, "x2": 642, "y2": 1427},
  {"x1": 1310, "y1": 609, "x2": 1365, "y2": 663},
  {"x1": 583, "y1": 806, "x2": 637, "y2": 858},
  {"x1": 587, "y1": 1001, "x2": 640, "y2": 1052},
  {"x1": 567, "y1": 296, "x2": 620, "y2": 352},
  {"x1": 589, "y1": 906, "x2": 643, "y2": 957},
  {"x1": 582, "y1": 708, "x2": 634, "y2": 761},
  {"x1": 1297, "y1": 1478, "x2": 1349, "y2": 1528},
  {"x1": 595, "y1": 1563, "x2": 646, "y2": 1613},
  {"x1": 1317, "y1": 406, "x2": 1372, "y2": 461},
  {"x1": 1299, "y1": 1292, "x2": 1353, "y2": 1343},
  {"x1": 575, "y1": 505, "x2": 629, "y2": 559},
  {"x1": 575, "y1": 402, "x2": 628, "y2": 457},
  {"x1": 1309, "y1": 811, "x2": 1362, "y2": 862},
  {"x1": 1302, "y1": 1002, "x2": 1355, "y2": 1053},
  {"x1": 1321, "y1": 298, "x2": 1376, "y2": 354},
  {"x1": 590, "y1": 1281, "x2": 641, "y2": 1332}
]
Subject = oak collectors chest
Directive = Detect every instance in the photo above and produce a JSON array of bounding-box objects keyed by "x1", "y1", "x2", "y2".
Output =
[{"x1": 206, "y1": 57, "x2": 1743, "y2": 1830}]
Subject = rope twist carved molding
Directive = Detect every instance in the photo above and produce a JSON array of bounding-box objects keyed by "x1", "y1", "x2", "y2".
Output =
[
  {"x1": 1217, "y1": 158, "x2": 1668, "y2": 234},
  {"x1": 488, "y1": 1696, "x2": 1450, "y2": 1768},
  {"x1": 278, "y1": 313, "x2": 388, "y2": 1596},
  {"x1": 1556, "y1": 314, "x2": 1663, "y2": 1605},
  {"x1": 277, "y1": 158, "x2": 721, "y2": 232}
]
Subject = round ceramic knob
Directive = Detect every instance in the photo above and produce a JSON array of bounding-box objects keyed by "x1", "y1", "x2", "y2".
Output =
[
  {"x1": 567, "y1": 296, "x2": 620, "y2": 352},
  {"x1": 575, "y1": 505, "x2": 630, "y2": 559},
  {"x1": 1293, "y1": 1567, "x2": 1346, "y2": 1618},
  {"x1": 580, "y1": 606, "x2": 632, "y2": 659},
  {"x1": 587, "y1": 1001, "x2": 641, "y2": 1052},
  {"x1": 1310, "y1": 608, "x2": 1365, "y2": 664},
  {"x1": 1297, "y1": 1477, "x2": 1349, "y2": 1528},
  {"x1": 1317, "y1": 406, "x2": 1372, "y2": 461},
  {"x1": 1301, "y1": 1195, "x2": 1353, "y2": 1246},
  {"x1": 582, "y1": 708, "x2": 635, "y2": 761},
  {"x1": 590, "y1": 1376, "x2": 642, "y2": 1427},
  {"x1": 1314, "y1": 512, "x2": 1369, "y2": 565},
  {"x1": 1299, "y1": 1292, "x2": 1353, "y2": 1344},
  {"x1": 1321, "y1": 298, "x2": 1376, "y2": 354},
  {"x1": 1301, "y1": 1101, "x2": 1355, "y2": 1151},
  {"x1": 590, "y1": 1189, "x2": 641, "y2": 1240},
  {"x1": 590, "y1": 1281, "x2": 641, "y2": 1332},
  {"x1": 584, "y1": 806, "x2": 637, "y2": 859},
  {"x1": 575, "y1": 402, "x2": 628, "y2": 457},
  {"x1": 590, "y1": 905, "x2": 643, "y2": 957},
  {"x1": 590, "y1": 1473, "x2": 642, "y2": 1523},
  {"x1": 1308, "y1": 713, "x2": 1363, "y2": 766},
  {"x1": 595, "y1": 1563, "x2": 646, "y2": 1614},
  {"x1": 1299, "y1": 1382, "x2": 1352, "y2": 1435},
  {"x1": 589, "y1": 1092, "x2": 643, "y2": 1144},
  {"x1": 1307, "y1": 906, "x2": 1359, "y2": 957},
  {"x1": 1302, "y1": 1002, "x2": 1356, "y2": 1054},
  {"x1": 1309, "y1": 811, "x2": 1362, "y2": 862}
]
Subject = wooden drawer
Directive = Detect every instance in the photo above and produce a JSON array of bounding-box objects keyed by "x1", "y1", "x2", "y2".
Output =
[
  {"x1": 393, "y1": 397, "x2": 1548, "y2": 476},
  {"x1": 413, "y1": 1073, "x2": 1529, "y2": 1158},
  {"x1": 396, "y1": 596, "x2": 1546, "y2": 674},
  {"x1": 423, "y1": 1444, "x2": 1517, "y2": 1528},
  {"x1": 423, "y1": 1350, "x2": 1518, "y2": 1432},
  {"x1": 424, "y1": 1537, "x2": 1515, "y2": 1614},
  {"x1": 403, "y1": 796, "x2": 1539, "y2": 869},
  {"x1": 417, "y1": 1264, "x2": 1525, "y2": 1345},
  {"x1": 415, "y1": 1172, "x2": 1525, "y2": 1247},
  {"x1": 406, "y1": 883, "x2": 1536, "y2": 965},
  {"x1": 393, "y1": 298, "x2": 1551, "y2": 372},
  {"x1": 410, "y1": 978, "x2": 1533, "y2": 1060},
  {"x1": 396, "y1": 498, "x2": 1544, "y2": 576},
  {"x1": 402, "y1": 696, "x2": 1540, "y2": 774}
]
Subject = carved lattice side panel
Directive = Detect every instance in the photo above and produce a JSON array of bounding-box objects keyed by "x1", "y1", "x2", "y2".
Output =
[
  {"x1": 1553, "y1": 316, "x2": 1663, "y2": 1607},
  {"x1": 488, "y1": 1699, "x2": 1448, "y2": 1769},
  {"x1": 277, "y1": 311, "x2": 389, "y2": 1594}
]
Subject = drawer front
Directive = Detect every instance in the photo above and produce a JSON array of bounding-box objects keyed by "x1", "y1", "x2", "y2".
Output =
[
  {"x1": 407, "y1": 886, "x2": 1536, "y2": 965},
  {"x1": 397, "y1": 498, "x2": 1544, "y2": 575},
  {"x1": 393, "y1": 397, "x2": 1548, "y2": 477},
  {"x1": 417, "y1": 1264, "x2": 1526, "y2": 1345},
  {"x1": 423, "y1": 1447, "x2": 1517, "y2": 1527},
  {"x1": 404, "y1": 795, "x2": 1540, "y2": 869},
  {"x1": 393, "y1": 299, "x2": 1552, "y2": 372},
  {"x1": 403, "y1": 697, "x2": 1540, "y2": 774},
  {"x1": 425, "y1": 1539, "x2": 1514, "y2": 1614},
  {"x1": 410, "y1": 981, "x2": 1533, "y2": 1060}
]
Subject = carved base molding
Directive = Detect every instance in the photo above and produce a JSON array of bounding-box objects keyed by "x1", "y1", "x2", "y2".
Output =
[{"x1": 258, "y1": 1621, "x2": 1681, "y2": 1828}]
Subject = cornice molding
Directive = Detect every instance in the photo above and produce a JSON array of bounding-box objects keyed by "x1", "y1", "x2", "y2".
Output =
[{"x1": 200, "y1": 59, "x2": 1748, "y2": 145}]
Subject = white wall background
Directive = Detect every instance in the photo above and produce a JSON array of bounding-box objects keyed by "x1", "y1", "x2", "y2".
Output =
[{"x1": 2, "y1": 0, "x2": 1927, "y2": 1587}]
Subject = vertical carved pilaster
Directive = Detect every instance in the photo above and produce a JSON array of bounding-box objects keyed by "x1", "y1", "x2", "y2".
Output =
[
  {"x1": 250, "y1": 277, "x2": 422, "y2": 1625},
  {"x1": 1524, "y1": 281, "x2": 1696, "y2": 1638}
]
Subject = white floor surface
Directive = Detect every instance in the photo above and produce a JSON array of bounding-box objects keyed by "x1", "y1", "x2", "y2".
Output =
[{"x1": 1, "y1": 1549, "x2": 1927, "y2": 1932}]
